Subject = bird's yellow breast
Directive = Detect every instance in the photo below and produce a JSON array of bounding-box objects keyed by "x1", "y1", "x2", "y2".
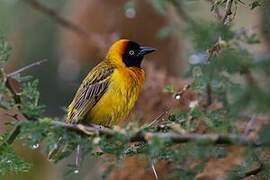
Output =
[{"x1": 87, "y1": 67, "x2": 144, "y2": 127}]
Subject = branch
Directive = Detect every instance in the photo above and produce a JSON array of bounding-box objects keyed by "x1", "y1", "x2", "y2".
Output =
[
  {"x1": 1, "y1": 59, "x2": 48, "y2": 146},
  {"x1": 206, "y1": 83, "x2": 212, "y2": 107},
  {"x1": 7, "y1": 59, "x2": 47, "y2": 78},
  {"x1": 48, "y1": 120, "x2": 261, "y2": 147},
  {"x1": 4, "y1": 117, "x2": 260, "y2": 147},
  {"x1": 151, "y1": 160, "x2": 159, "y2": 180},
  {"x1": 50, "y1": 120, "x2": 115, "y2": 136},
  {"x1": 22, "y1": 0, "x2": 109, "y2": 50},
  {"x1": 22, "y1": 0, "x2": 89, "y2": 38},
  {"x1": 243, "y1": 164, "x2": 263, "y2": 178},
  {"x1": 222, "y1": 0, "x2": 234, "y2": 24},
  {"x1": 5, "y1": 77, "x2": 21, "y2": 104},
  {"x1": 6, "y1": 123, "x2": 22, "y2": 145}
]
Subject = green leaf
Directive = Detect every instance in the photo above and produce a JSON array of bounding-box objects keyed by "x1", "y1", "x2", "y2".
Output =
[
  {"x1": 0, "y1": 145, "x2": 31, "y2": 176},
  {"x1": 20, "y1": 80, "x2": 45, "y2": 118}
]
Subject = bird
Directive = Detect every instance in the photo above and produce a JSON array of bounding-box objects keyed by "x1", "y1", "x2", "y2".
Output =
[
  {"x1": 66, "y1": 39, "x2": 156, "y2": 127},
  {"x1": 49, "y1": 39, "x2": 155, "y2": 161}
]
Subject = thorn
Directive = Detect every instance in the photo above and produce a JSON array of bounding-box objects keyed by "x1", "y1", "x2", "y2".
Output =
[{"x1": 151, "y1": 160, "x2": 159, "y2": 180}]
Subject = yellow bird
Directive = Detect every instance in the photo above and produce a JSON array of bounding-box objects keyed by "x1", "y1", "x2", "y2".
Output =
[
  {"x1": 66, "y1": 39, "x2": 155, "y2": 127},
  {"x1": 49, "y1": 39, "x2": 154, "y2": 160}
]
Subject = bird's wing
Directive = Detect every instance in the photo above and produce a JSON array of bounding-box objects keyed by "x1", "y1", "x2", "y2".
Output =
[{"x1": 66, "y1": 62, "x2": 114, "y2": 124}]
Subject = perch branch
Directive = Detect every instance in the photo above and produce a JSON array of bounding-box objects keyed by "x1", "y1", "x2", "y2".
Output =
[{"x1": 48, "y1": 120, "x2": 261, "y2": 147}]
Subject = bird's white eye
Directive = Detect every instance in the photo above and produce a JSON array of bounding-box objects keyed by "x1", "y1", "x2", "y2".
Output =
[{"x1": 129, "y1": 50, "x2": 135, "y2": 56}]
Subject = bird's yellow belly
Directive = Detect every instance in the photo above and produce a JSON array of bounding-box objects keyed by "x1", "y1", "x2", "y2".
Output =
[{"x1": 87, "y1": 68, "x2": 144, "y2": 127}]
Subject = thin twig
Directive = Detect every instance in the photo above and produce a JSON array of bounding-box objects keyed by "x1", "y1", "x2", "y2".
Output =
[
  {"x1": 147, "y1": 109, "x2": 169, "y2": 127},
  {"x1": 222, "y1": 0, "x2": 234, "y2": 24},
  {"x1": 151, "y1": 160, "x2": 159, "y2": 180},
  {"x1": 0, "y1": 122, "x2": 22, "y2": 147},
  {"x1": 206, "y1": 0, "x2": 223, "y2": 21},
  {"x1": 22, "y1": 0, "x2": 109, "y2": 50},
  {"x1": 5, "y1": 78, "x2": 21, "y2": 104},
  {"x1": 206, "y1": 83, "x2": 212, "y2": 107},
  {"x1": 242, "y1": 163, "x2": 263, "y2": 178},
  {"x1": 7, "y1": 59, "x2": 47, "y2": 77},
  {"x1": 244, "y1": 114, "x2": 257, "y2": 137},
  {"x1": 22, "y1": 0, "x2": 89, "y2": 38},
  {"x1": 6, "y1": 123, "x2": 22, "y2": 145}
]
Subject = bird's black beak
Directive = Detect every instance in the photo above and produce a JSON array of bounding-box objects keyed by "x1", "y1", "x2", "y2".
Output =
[{"x1": 137, "y1": 46, "x2": 156, "y2": 57}]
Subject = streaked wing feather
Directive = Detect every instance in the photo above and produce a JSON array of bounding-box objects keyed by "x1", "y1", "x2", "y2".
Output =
[{"x1": 67, "y1": 62, "x2": 114, "y2": 124}]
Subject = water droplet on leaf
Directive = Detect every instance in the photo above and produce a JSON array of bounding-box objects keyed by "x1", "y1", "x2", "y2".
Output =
[
  {"x1": 32, "y1": 144, "x2": 39, "y2": 149},
  {"x1": 74, "y1": 169, "x2": 79, "y2": 174}
]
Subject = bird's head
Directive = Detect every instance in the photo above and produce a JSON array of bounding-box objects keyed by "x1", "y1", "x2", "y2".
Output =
[{"x1": 106, "y1": 39, "x2": 156, "y2": 68}]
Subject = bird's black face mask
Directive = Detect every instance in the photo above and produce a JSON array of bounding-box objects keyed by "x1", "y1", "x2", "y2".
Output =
[{"x1": 122, "y1": 41, "x2": 156, "y2": 68}]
